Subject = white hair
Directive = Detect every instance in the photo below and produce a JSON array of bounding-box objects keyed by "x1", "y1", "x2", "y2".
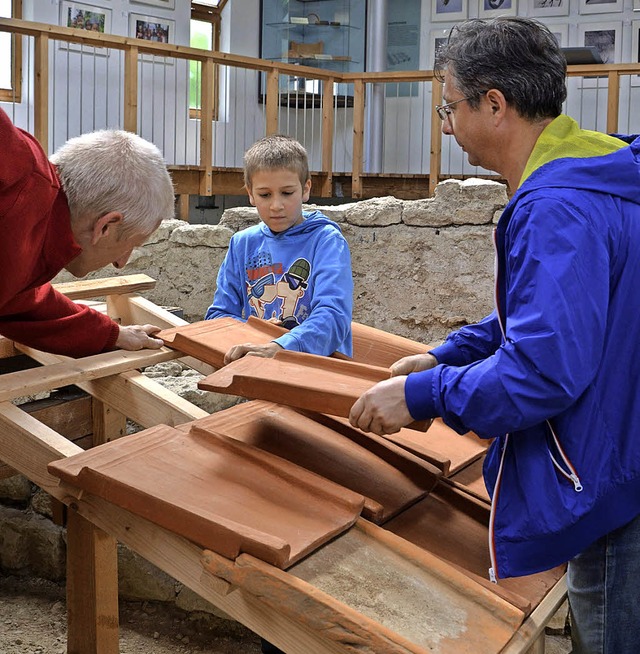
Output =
[{"x1": 51, "y1": 129, "x2": 175, "y2": 239}]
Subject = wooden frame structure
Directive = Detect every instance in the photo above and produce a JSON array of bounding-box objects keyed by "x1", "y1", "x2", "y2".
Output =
[{"x1": 0, "y1": 275, "x2": 566, "y2": 653}]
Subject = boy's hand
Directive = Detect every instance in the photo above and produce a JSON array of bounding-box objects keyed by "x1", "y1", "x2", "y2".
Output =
[
  {"x1": 224, "y1": 341, "x2": 283, "y2": 365},
  {"x1": 390, "y1": 353, "x2": 438, "y2": 376}
]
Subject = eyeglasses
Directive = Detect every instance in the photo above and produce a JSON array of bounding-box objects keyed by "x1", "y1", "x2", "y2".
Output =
[{"x1": 435, "y1": 93, "x2": 484, "y2": 121}]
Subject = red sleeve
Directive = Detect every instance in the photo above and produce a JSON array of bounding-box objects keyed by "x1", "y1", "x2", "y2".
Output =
[{"x1": 0, "y1": 284, "x2": 120, "y2": 357}]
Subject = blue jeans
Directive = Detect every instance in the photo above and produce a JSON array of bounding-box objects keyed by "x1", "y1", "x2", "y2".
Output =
[{"x1": 567, "y1": 512, "x2": 640, "y2": 654}]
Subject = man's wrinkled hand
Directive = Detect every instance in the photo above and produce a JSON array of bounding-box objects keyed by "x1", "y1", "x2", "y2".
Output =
[
  {"x1": 115, "y1": 324, "x2": 163, "y2": 350},
  {"x1": 390, "y1": 352, "x2": 438, "y2": 377},
  {"x1": 349, "y1": 376, "x2": 413, "y2": 436},
  {"x1": 224, "y1": 341, "x2": 283, "y2": 365}
]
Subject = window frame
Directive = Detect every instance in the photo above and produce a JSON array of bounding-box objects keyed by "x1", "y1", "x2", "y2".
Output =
[
  {"x1": 0, "y1": 0, "x2": 23, "y2": 103},
  {"x1": 189, "y1": 1, "x2": 226, "y2": 121}
]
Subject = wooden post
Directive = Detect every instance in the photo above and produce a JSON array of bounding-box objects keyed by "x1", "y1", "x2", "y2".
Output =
[
  {"x1": 33, "y1": 33, "x2": 48, "y2": 151},
  {"x1": 606, "y1": 71, "x2": 620, "y2": 135},
  {"x1": 178, "y1": 194, "x2": 190, "y2": 221},
  {"x1": 321, "y1": 78, "x2": 335, "y2": 197},
  {"x1": 429, "y1": 81, "x2": 443, "y2": 198},
  {"x1": 92, "y1": 398, "x2": 126, "y2": 446},
  {"x1": 199, "y1": 58, "x2": 214, "y2": 196},
  {"x1": 66, "y1": 508, "x2": 120, "y2": 654},
  {"x1": 123, "y1": 46, "x2": 138, "y2": 133},
  {"x1": 351, "y1": 79, "x2": 365, "y2": 199},
  {"x1": 266, "y1": 68, "x2": 280, "y2": 135}
]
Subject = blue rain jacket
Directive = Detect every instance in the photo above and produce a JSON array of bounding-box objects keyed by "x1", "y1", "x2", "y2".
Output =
[{"x1": 405, "y1": 117, "x2": 640, "y2": 578}]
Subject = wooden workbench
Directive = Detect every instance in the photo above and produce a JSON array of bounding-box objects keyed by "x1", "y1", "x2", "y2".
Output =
[{"x1": 0, "y1": 275, "x2": 566, "y2": 654}]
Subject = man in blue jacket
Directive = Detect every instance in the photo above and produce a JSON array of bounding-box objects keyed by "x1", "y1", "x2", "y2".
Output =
[{"x1": 350, "y1": 17, "x2": 640, "y2": 654}]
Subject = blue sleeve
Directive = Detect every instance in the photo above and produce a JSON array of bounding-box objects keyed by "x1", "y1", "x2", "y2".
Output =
[
  {"x1": 274, "y1": 230, "x2": 353, "y2": 356},
  {"x1": 429, "y1": 311, "x2": 502, "y2": 366},
  {"x1": 406, "y1": 198, "x2": 608, "y2": 438},
  {"x1": 204, "y1": 238, "x2": 246, "y2": 321}
]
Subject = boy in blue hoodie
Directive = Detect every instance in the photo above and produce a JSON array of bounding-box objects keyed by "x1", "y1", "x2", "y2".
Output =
[
  {"x1": 205, "y1": 134, "x2": 353, "y2": 362},
  {"x1": 350, "y1": 17, "x2": 640, "y2": 654}
]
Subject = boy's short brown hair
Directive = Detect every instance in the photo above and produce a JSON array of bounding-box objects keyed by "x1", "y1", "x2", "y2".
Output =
[{"x1": 243, "y1": 135, "x2": 310, "y2": 190}]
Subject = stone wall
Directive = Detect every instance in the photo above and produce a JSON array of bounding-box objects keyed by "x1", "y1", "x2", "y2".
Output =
[{"x1": 54, "y1": 178, "x2": 508, "y2": 345}]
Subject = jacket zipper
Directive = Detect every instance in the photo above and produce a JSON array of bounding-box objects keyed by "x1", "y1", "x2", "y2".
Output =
[
  {"x1": 487, "y1": 229, "x2": 583, "y2": 583},
  {"x1": 489, "y1": 228, "x2": 506, "y2": 583},
  {"x1": 547, "y1": 420, "x2": 583, "y2": 492}
]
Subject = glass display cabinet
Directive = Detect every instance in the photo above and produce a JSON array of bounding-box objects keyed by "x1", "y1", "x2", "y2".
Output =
[{"x1": 260, "y1": 0, "x2": 366, "y2": 105}]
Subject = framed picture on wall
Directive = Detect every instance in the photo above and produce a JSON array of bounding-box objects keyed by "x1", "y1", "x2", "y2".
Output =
[
  {"x1": 431, "y1": 0, "x2": 468, "y2": 23},
  {"x1": 478, "y1": 0, "x2": 517, "y2": 19},
  {"x1": 131, "y1": 0, "x2": 176, "y2": 10},
  {"x1": 59, "y1": 1, "x2": 112, "y2": 54},
  {"x1": 578, "y1": 22, "x2": 621, "y2": 64},
  {"x1": 129, "y1": 13, "x2": 174, "y2": 44},
  {"x1": 429, "y1": 28, "x2": 451, "y2": 70},
  {"x1": 527, "y1": 0, "x2": 569, "y2": 17},
  {"x1": 578, "y1": 0, "x2": 623, "y2": 15}
]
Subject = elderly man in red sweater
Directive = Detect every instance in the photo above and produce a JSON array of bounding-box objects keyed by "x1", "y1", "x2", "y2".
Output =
[{"x1": 0, "y1": 108, "x2": 175, "y2": 357}]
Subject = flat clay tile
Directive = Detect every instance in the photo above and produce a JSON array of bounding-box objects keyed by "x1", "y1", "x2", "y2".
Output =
[
  {"x1": 157, "y1": 317, "x2": 288, "y2": 369},
  {"x1": 180, "y1": 400, "x2": 442, "y2": 524},
  {"x1": 198, "y1": 350, "x2": 430, "y2": 431},
  {"x1": 48, "y1": 424, "x2": 365, "y2": 569},
  {"x1": 158, "y1": 316, "x2": 431, "y2": 370},
  {"x1": 384, "y1": 481, "x2": 565, "y2": 615}
]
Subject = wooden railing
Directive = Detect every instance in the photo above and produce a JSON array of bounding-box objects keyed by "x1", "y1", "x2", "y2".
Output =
[{"x1": 2, "y1": 16, "x2": 640, "y2": 201}]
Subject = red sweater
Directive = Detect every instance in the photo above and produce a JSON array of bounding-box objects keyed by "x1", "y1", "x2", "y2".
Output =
[{"x1": 0, "y1": 108, "x2": 119, "y2": 356}]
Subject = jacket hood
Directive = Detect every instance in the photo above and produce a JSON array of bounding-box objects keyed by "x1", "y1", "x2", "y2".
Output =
[
  {"x1": 517, "y1": 116, "x2": 640, "y2": 206},
  {"x1": 259, "y1": 209, "x2": 342, "y2": 238}
]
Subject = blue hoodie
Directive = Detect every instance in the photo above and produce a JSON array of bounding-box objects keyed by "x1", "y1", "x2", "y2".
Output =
[
  {"x1": 205, "y1": 209, "x2": 353, "y2": 357},
  {"x1": 404, "y1": 116, "x2": 640, "y2": 579}
]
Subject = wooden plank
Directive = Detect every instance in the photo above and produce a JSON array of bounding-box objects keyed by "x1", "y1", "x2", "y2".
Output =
[
  {"x1": 52, "y1": 274, "x2": 156, "y2": 300},
  {"x1": 15, "y1": 346, "x2": 208, "y2": 427},
  {"x1": 0, "y1": 347, "x2": 180, "y2": 403},
  {"x1": 66, "y1": 508, "x2": 119, "y2": 654},
  {"x1": 33, "y1": 33, "x2": 48, "y2": 151}
]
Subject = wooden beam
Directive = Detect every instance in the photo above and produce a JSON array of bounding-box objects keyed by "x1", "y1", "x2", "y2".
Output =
[
  {"x1": 199, "y1": 58, "x2": 214, "y2": 196},
  {"x1": 15, "y1": 346, "x2": 208, "y2": 427},
  {"x1": 92, "y1": 398, "x2": 126, "y2": 446},
  {"x1": 53, "y1": 274, "x2": 156, "y2": 300},
  {"x1": 107, "y1": 295, "x2": 215, "y2": 376},
  {"x1": 0, "y1": 401, "x2": 82, "y2": 492},
  {"x1": 124, "y1": 46, "x2": 138, "y2": 133},
  {"x1": 0, "y1": 347, "x2": 180, "y2": 403},
  {"x1": 429, "y1": 82, "x2": 443, "y2": 198},
  {"x1": 321, "y1": 78, "x2": 335, "y2": 197},
  {"x1": 606, "y1": 71, "x2": 620, "y2": 135},
  {"x1": 178, "y1": 194, "x2": 190, "y2": 221},
  {"x1": 33, "y1": 33, "x2": 48, "y2": 151},
  {"x1": 351, "y1": 79, "x2": 365, "y2": 199},
  {"x1": 266, "y1": 69, "x2": 280, "y2": 135},
  {"x1": 66, "y1": 509, "x2": 119, "y2": 654}
]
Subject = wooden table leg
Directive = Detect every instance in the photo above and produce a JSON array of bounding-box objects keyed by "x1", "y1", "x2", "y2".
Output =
[{"x1": 66, "y1": 507, "x2": 119, "y2": 654}]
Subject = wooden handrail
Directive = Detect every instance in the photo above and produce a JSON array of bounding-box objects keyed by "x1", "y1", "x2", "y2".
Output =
[{"x1": 2, "y1": 16, "x2": 640, "y2": 199}]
